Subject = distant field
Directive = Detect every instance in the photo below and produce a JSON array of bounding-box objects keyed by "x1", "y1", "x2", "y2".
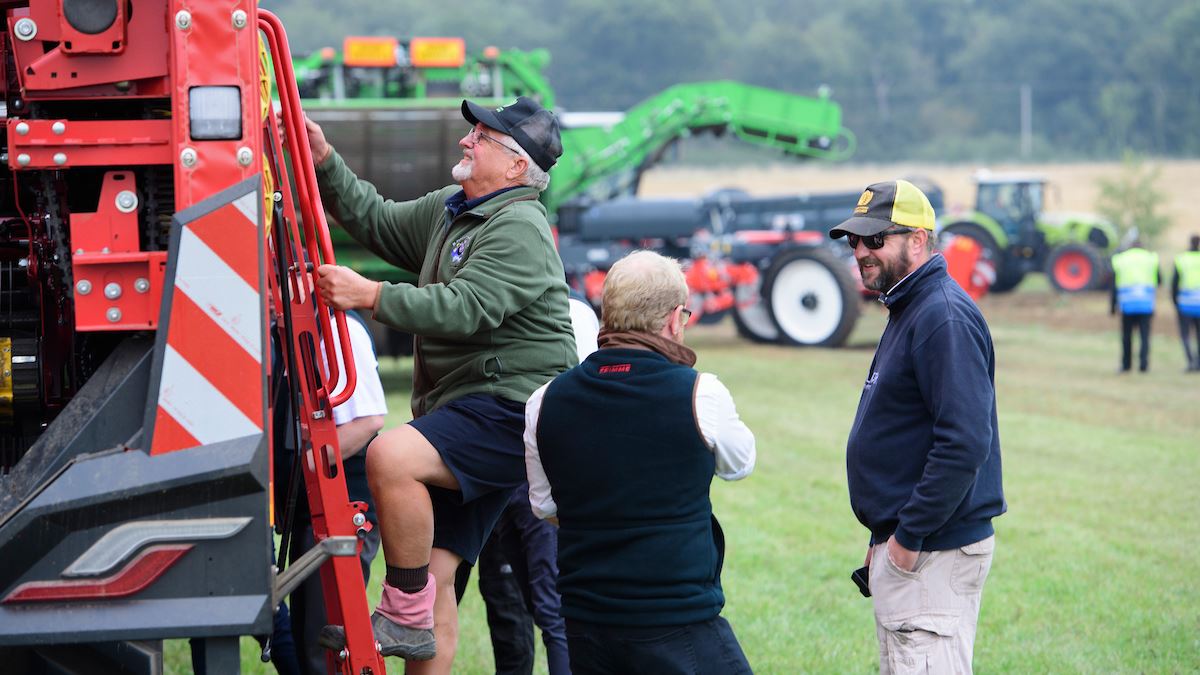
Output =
[
  {"x1": 641, "y1": 159, "x2": 1200, "y2": 255},
  {"x1": 198, "y1": 276, "x2": 1199, "y2": 674}
]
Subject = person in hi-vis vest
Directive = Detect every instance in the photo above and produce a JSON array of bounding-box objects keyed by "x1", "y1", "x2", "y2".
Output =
[
  {"x1": 1111, "y1": 237, "x2": 1161, "y2": 373},
  {"x1": 1172, "y1": 234, "x2": 1200, "y2": 372}
]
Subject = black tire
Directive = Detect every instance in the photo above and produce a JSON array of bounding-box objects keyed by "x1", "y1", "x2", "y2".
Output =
[
  {"x1": 1045, "y1": 242, "x2": 1106, "y2": 292},
  {"x1": 763, "y1": 247, "x2": 859, "y2": 347},
  {"x1": 938, "y1": 222, "x2": 1025, "y2": 293},
  {"x1": 731, "y1": 271, "x2": 779, "y2": 343},
  {"x1": 989, "y1": 265, "x2": 1026, "y2": 293}
]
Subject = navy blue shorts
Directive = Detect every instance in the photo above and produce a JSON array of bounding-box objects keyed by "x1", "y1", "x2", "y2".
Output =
[{"x1": 408, "y1": 393, "x2": 528, "y2": 565}]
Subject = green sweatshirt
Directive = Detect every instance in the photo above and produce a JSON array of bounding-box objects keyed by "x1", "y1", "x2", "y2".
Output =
[{"x1": 316, "y1": 150, "x2": 577, "y2": 417}]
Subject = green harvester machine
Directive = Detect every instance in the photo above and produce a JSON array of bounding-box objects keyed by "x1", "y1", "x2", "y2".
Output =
[{"x1": 292, "y1": 37, "x2": 872, "y2": 349}]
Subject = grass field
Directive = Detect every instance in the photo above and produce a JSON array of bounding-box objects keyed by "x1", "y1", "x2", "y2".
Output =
[
  {"x1": 177, "y1": 275, "x2": 1200, "y2": 674},
  {"x1": 164, "y1": 158, "x2": 1200, "y2": 672}
]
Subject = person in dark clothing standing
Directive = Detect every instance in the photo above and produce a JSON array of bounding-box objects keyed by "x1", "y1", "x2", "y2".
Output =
[
  {"x1": 1171, "y1": 234, "x2": 1200, "y2": 372},
  {"x1": 829, "y1": 180, "x2": 1005, "y2": 674},
  {"x1": 1111, "y1": 236, "x2": 1161, "y2": 373},
  {"x1": 525, "y1": 250, "x2": 756, "y2": 675}
]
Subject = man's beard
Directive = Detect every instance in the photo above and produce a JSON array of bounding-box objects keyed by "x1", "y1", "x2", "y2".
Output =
[
  {"x1": 860, "y1": 245, "x2": 912, "y2": 292},
  {"x1": 451, "y1": 160, "x2": 472, "y2": 183}
]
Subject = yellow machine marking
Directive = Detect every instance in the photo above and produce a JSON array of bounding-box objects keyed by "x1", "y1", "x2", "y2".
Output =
[{"x1": 0, "y1": 337, "x2": 12, "y2": 418}]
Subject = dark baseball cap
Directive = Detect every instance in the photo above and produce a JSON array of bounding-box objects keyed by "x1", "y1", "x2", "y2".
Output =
[
  {"x1": 462, "y1": 96, "x2": 563, "y2": 172},
  {"x1": 829, "y1": 179, "x2": 936, "y2": 239}
]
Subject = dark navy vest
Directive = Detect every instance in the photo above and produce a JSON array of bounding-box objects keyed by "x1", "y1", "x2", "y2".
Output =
[{"x1": 537, "y1": 347, "x2": 725, "y2": 626}]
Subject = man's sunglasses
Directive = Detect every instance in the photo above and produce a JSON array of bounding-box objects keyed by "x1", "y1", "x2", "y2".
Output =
[{"x1": 846, "y1": 228, "x2": 913, "y2": 250}]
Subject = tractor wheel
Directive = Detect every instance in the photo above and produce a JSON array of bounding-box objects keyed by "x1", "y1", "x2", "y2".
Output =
[
  {"x1": 1045, "y1": 242, "x2": 1105, "y2": 292},
  {"x1": 731, "y1": 273, "x2": 779, "y2": 343},
  {"x1": 989, "y1": 265, "x2": 1026, "y2": 293},
  {"x1": 939, "y1": 222, "x2": 1017, "y2": 293},
  {"x1": 763, "y1": 247, "x2": 859, "y2": 347}
]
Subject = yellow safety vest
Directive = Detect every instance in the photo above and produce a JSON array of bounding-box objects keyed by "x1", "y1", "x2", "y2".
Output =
[
  {"x1": 1175, "y1": 250, "x2": 1200, "y2": 317},
  {"x1": 1112, "y1": 248, "x2": 1158, "y2": 314}
]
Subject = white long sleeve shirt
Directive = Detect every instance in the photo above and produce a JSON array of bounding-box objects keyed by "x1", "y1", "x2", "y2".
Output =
[{"x1": 524, "y1": 371, "x2": 756, "y2": 520}]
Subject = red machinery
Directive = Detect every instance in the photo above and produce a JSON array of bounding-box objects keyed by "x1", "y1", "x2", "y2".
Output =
[{"x1": 0, "y1": 3, "x2": 382, "y2": 673}]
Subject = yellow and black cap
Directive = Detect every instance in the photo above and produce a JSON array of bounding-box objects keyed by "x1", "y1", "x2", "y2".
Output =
[{"x1": 829, "y1": 179, "x2": 936, "y2": 239}]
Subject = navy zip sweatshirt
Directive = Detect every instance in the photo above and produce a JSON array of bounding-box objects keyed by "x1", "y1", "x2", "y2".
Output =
[{"x1": 847, "y1": 255, "x2": 1006, "y2": 552}]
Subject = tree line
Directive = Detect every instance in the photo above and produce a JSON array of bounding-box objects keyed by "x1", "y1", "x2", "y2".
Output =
[{"x1": 261, "y1": 0, "x2": 1199, "y2": 163}]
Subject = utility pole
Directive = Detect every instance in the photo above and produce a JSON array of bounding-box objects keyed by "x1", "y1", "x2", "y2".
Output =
[{"x1": 1020, "y1": 83, "x2": 1032, "y2": 159}]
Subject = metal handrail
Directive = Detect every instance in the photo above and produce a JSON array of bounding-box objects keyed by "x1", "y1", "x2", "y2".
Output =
[{"x1": 259, "y1": 10, "x2": 357, "y2": 408}]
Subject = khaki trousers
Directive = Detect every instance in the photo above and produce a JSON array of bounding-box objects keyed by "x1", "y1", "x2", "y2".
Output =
[{"x1": 870, "y1": 535, "x2": 995, "y2": 674}]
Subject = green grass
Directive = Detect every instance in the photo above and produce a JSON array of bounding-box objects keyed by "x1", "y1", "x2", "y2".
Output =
[{"x1": 168, "y1": 287, "x2": 1200, "y2": 673}]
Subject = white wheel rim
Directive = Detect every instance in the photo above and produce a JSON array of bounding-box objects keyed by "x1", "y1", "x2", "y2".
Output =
[
  {"x1": 733, "y1": 277, "x2": 778, "y2": 340},
  {"x1": 770, "y1": 258, "x2": 844, "y2": 344}
]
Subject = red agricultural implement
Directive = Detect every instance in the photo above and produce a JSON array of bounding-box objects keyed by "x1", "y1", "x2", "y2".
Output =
[{"x1": 0, "y1": 3, "x2": 383, "y2": 673}]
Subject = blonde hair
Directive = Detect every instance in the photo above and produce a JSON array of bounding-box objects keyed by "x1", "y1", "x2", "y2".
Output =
[{"x1": 601, "y1": 251, "x2": 688, "y2": 333}]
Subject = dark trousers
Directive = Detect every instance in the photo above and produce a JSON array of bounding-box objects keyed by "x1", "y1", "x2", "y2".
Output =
[
  {"x1": 1121, "y1": 313, "x2": 1153, "y2": 371},
  {"x1": 477, "y1": 534, "x2": 538, "y2": 674},
  {"x1": 492, "y1": 493, "x2": 571, "y2": 675},
  {"x1": 1178, "y1": 313, "x2": 1200, "y2": 370},
  {"x1": 564, "y1": 616, "x2": 752, "y2": 675},
  {"x1": 455, "y1": 489, "x2": 571, "y2": 675}
]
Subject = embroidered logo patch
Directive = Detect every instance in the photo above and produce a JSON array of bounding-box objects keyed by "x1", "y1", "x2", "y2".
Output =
[
  {"x1": 854, "y1": 189, "x2": 873, "y2": 214},
  {"x1": 450, "y1": 235, "x2": 472, "y2": 266},
  {"x1": 598, "y1": 364, "x2": 632, "y2": 374}
]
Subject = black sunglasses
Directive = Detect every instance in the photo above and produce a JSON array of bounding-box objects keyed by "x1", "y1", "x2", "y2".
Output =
[{"x1": 846, "y1": 228, "x2": 913, "y2": 250}]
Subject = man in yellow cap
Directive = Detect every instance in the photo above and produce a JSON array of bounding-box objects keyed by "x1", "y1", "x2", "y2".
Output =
[{"x1": 830, "y1": 179, "x2": 1005, "y2": 674}]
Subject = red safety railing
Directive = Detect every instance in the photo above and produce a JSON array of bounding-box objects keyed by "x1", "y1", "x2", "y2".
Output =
[
  {"x1": 260, "y1": 10, "x2": 356, "y2": 408},
  {"x1": 259, "y1": 10, "x2": 383, "y2": 675}
]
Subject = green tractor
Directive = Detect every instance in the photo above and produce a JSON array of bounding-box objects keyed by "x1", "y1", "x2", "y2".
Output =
[{"x1": 938, "y1": 172, "x2": 1118, "y2": 293}]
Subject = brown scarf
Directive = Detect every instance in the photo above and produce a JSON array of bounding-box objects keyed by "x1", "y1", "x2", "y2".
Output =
[{"x1": 596, "y1": 329, "x2": 697, "y2": 367}]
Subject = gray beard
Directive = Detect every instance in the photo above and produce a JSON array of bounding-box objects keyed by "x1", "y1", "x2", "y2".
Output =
[{"x1": 451, "y1": 162, "x2": 472, "y2": 183}]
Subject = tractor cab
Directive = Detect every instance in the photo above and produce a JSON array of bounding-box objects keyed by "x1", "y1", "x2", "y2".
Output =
[{"x1": 974, "y1": 172, "x2": 1047, "y2": 253}]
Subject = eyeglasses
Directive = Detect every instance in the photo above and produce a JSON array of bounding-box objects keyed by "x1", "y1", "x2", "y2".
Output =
[
  {"x1": 846, "y1": 228, "x2": 913, "y2": 250},
  {"x1": 467, "y1": 127, "x2": 521, "y2": 155},
  {"x1": 679, "y1": 306, "x2": 693, "y2": 324}
]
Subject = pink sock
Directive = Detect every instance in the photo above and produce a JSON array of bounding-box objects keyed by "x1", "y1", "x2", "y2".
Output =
[{"x1": 375, "y1": 573, "x2": 436, "y2": 630}]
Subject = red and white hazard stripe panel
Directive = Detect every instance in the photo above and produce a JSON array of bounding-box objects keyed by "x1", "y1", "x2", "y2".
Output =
[{"x1": 150, "y1": 184, "x2": 266, "y2": 454}]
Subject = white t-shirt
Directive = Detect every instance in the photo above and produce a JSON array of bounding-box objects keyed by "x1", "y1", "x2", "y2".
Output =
[
  {"x1": 568, "y1": 297, "x2": 600, "y2": 362},
  {"x1": 327, "y1": 317, "x2": 388, "y2": 425}
]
